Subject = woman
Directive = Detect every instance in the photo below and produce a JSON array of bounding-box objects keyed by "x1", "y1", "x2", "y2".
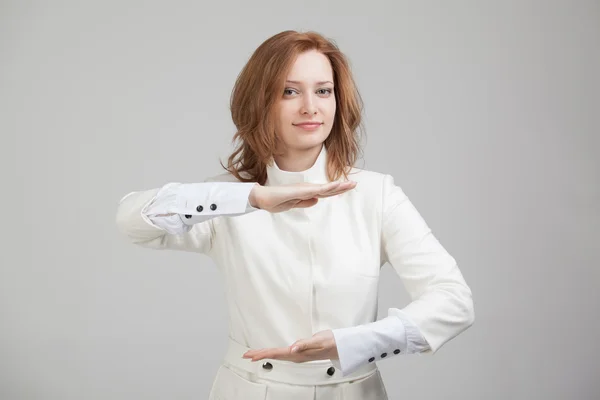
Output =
[{"x1": 116, "y1": 30, "x2": 474, "y2": 400}]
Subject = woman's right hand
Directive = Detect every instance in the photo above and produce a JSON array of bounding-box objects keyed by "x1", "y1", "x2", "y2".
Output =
[{"x1": 248, "y1": 181, "x2": 357, "y2": 213}]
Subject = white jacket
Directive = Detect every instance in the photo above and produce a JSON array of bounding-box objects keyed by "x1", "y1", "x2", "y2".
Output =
[{"x1": 116, "y1": 144, "x2": 474, "y2": 376}]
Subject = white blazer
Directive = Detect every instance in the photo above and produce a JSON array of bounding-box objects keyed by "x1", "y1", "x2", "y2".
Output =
[{"x1": 116, "y1": 144, "x2": 474, "y2": 376}]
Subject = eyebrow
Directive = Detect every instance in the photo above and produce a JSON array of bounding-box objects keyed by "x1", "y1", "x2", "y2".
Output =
[{"x1": 286, "y1": 80, "x2": 334, "y2": 85}]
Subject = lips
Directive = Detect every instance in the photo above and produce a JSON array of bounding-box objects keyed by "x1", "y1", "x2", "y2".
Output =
[{"x1": 294, "y1": 122, "x2": 323, "y2": 127}]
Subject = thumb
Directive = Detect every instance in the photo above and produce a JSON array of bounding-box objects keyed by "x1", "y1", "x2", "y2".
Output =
[
  {"x1": 291, "y1": 341, "x2": 307, "y2": 353},
  {"x1": 291, "y1": 339, "x2": 317, "y2": 353}
]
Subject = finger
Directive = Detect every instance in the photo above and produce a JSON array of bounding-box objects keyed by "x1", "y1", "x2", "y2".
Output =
[
  {"x1": 247, "y1": 348, "x2": 326, "y2": 363},
  {"x1": 318, "y1": 181, "x2": 346, "y2": 195},
  {"x1": 300, "y1": 182, "x2": 341, "y2": 198},
  {"x1": 315, "y1": 181, "x2": 357, "y2": 198},
  {"x1": 320, "y1": 180, "x2": 355, "y2": 193},
  {"x1": 315, "y1": 183, "x2": 356, "y2": 198},
  {"x1": 242, "y1": 348, "x2": 263, "y2": 358},
  {"x1": 243, "y1": 348, "x2": 279, "y2": 360},
  {"x1": 248, "y1": 347, "x2": 290, "y2": 361},
  {"x1": 299, "y1": 183, "x2": 344, "y2": 200},
  {"x1": 252, "y1": 347, "x2": 290, "y2": 357},
  {"x1": 291, "y1": 339, "x2": 322, "y2": 353}
]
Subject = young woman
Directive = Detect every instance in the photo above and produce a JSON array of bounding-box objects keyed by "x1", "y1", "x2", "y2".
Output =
[{"x1": 116, "y1": 30, "x2": 474, "y2": 400}]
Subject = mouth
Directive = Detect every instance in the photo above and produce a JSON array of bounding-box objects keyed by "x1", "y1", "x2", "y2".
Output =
[{"x1": 293, "y1": 122, "x2": 323, "y2": 130}]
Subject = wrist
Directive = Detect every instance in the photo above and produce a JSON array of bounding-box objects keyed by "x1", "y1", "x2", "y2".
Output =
[{"x1": 249, "y1": 183, "x2": 262, "y2": 209}]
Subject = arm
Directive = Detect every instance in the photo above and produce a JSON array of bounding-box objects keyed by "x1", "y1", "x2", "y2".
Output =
[
  {"x1": 143, "y1": 181, "x2": 259, "y2": 233},
  {"x1": 330, "y1": 174, "x2": 474, "y2": 376},
  {"x1": 117, "y1": 179, "x2": 357, "y2": 253},
  {"x1": 380, "y1": 174, "x2": 474, "y2": 352},
  {"x1": 146, "y1": 184, "x2": 258, "y2": 233},
  {"x1": 115, "y1": 181, "x2": 257, "y2": 253}
]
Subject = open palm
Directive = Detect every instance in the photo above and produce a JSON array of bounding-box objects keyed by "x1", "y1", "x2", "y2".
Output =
[{"x1": 251, "y1": 181, "x2": 357, "y2": 213}]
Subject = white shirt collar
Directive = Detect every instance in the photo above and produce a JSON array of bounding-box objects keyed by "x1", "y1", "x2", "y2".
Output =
[{"x1": 265, "y1": 144, "x2": 329, "y2": 186}]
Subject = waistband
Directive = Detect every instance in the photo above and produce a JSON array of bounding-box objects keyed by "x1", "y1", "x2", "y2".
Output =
[{"x1": 222, "y1": 336, "x2": 378, "y2": 386}]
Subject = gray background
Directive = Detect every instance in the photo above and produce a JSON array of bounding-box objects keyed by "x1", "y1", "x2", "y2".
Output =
[{"x1": 2, "y1": 1, "x2": 599, "y2": 399}]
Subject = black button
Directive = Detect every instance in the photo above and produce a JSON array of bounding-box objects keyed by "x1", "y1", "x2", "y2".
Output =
[
  {"x1": 368, "y1": 357, "x2": 375, "y2": 362},
  {"x1": 196, "y1": 205, "x2": 203, "y2": 212},
  {"x1": 210, "y1": 203, "x2": 217, "y2": 211},
  {"x1": 394, "y1": 349, "x2": 400, "y2": 354},
  {"x1": 184, "y1": 214, "x2": 192, "y2": 219},
  {"x1": 327, "y1": 366, "x2": 335, "y2": 376},
  {"x1": 262, "y1": 362, "x2": 272, "y2": 370},
  {"x1": 381, "y1": 353, "x2": 387, "y2": 358}
]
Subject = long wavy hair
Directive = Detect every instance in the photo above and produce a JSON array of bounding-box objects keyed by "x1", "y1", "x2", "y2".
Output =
[{"x1": 221, "y1": 30, "x2": 365, "y2": 185}]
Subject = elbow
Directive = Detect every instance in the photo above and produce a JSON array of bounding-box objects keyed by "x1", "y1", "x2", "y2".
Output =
[
  {"x1": 114, "y1": 192, "x2": 148, "y2": 244},
  {"x1": 115, "y1": 201, "x2": 136, "y2": 241},
  {"x1": 462, "y1": 290, "x2": 475, "y2": 329},
  {"x1": 115, "y1": 190, "x2": 166, "y2": 247},
  {"x1": 447, "y1": 281, "x2": 475, "y2": 331},
  {"x1": 115, "y1": 209, "x2": 153, "y2": 246},
  {"x1": 454, "y1": 273, "x2": 475, "y2": 329},
  {"x1": 441, "y1": 278, "x2": 475, "y2": 330},
  {"x1": 467, "y1": 299, "x2": 475, "y2": 328}
]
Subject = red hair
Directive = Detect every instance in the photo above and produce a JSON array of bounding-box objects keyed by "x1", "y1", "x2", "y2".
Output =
[{"x1": 222, "y1": 30, "x2": 365, "y2": 184}]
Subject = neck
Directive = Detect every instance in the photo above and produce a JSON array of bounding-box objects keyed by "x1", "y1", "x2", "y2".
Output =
[{"x1": 273, "y1": 144, "x2": 324, "y2": 172}]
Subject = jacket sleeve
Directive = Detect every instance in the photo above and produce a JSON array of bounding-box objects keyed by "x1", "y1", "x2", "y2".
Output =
[
  {"x1": 380, "y1": 174, "x2": 474, "y2": 354},
  {"x1": 115, "y1": 181, "x2": 258, "y2": 253},
  {"x1": 143, "y1": 182, "x2": 259, "y2": 234}
]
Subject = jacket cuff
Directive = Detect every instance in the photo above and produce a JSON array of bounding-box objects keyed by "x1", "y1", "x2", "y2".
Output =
[
  {"x1": 141, "y1": 181, "x2": 258, "y2": 227},
  {"x1": 177, "y1": 182, "x2": 258, "y2": 226},
  {"x1": 331, "y1": 315, "x2": 408, "y2": 376}
]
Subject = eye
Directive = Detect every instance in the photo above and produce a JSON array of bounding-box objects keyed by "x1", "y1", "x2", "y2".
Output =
[
  {"x1": 317, "y1": 88, "x2": 333, "y2": 96},
  {"x1": 283, "y1": 88, "x2": 298, "y2": 96}
]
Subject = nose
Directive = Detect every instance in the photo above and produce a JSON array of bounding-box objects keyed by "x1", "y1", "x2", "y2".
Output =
[{"x1": 300, "y1": 94, "x2": 318, "y2": 115}]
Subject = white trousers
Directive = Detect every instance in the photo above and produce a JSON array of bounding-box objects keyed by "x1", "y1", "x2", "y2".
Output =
[{"x1": 208, "y1": 337, "x2": 389, "y2": 400}]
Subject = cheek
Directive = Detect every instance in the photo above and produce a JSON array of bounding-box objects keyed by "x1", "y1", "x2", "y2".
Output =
[
  {"x1": 277, "y1": 102, "x2": 297, "y2": 130},
  {"x1": 277, "y1": 103, "x2": 295, "y2": 124},
  {"x1": 325, "y1": 99, "x2": 336, "y2": 122},
  {"x1": 274, "y1": 106, "x2": 293, "y2": 137}
]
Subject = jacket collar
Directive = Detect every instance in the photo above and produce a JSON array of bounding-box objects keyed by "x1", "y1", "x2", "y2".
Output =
[{"x1": 265, "y1": 144, "x2": 329, "y2": 186}]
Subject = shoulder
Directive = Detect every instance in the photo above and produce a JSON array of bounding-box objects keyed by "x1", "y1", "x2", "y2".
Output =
[
  {"x1": 347, "y1": 166, "x2": 406, "y2": 210},
  {"x1": 344, "y1": 167, "x2": 387, "y2": 210},
  {"x1": 347, "y1": 166, "x2": 392, "y2": 192}
]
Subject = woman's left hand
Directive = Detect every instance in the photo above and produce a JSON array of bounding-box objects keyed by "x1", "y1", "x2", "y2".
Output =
[{"x1": 242, "y1": 330, "x2": 339, "y2": 362}]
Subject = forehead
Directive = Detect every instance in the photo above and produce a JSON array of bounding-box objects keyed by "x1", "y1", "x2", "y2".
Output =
[{"x1": 286, "y1": 50, "x2": 333, "y2": 82}]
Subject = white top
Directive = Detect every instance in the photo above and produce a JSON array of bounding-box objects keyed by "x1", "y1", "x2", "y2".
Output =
[{"x1": 116, "y1": 144, "x2": 474, "y2": 376}]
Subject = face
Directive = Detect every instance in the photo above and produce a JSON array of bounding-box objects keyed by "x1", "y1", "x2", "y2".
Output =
[{"x1": 273, "y1": 50, "x2": 336, "y2": 153}]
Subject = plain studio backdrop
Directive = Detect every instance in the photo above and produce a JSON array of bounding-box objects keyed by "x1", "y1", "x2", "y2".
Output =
[{"x1": 2, "y1": 1, "x2": 599, "y2": 399}]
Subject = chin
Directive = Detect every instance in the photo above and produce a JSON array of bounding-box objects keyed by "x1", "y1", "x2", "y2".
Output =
[
  {"x1": 277, "y1": 129, "x2": 331, "y2": 152},
  {"x1": 291, "y1": 136, "x2": 327, "y2": 150}
]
